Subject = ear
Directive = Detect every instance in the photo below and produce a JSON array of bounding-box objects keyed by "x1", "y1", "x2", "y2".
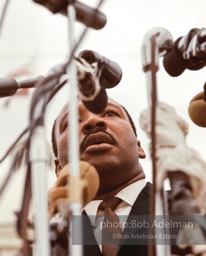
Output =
[
  {"x1": 137, "y1": 141, "x2": 146, "y2": 159},
  {"x1": 54, "y1": 158, "x2": 62, "y2": 177}
]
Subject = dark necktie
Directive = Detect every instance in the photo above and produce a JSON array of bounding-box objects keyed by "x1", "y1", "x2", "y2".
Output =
[{"x1": 98, "y1": 197, "x2": 122, "y2": 256}]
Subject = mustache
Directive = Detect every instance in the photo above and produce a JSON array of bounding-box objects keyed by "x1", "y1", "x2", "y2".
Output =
[{"x1": 80, "y1": 127, "x2": 117, "y2": 153}]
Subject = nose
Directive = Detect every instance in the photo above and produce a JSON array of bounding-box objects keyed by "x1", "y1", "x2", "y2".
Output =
[{"x1": 82, "y1": 116, "x2": 107, "y2": 134}]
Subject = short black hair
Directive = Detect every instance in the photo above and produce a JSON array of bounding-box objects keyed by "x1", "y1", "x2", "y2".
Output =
[
  {"x1": 51, "y1": 105, "x2": 137, "y2": 158},
  {"x1": 121, "y1": 105, "x2": 137, "y2": 137},
  {"x1": 51, "y1": 118, "x2": 58, "y2": 158}
]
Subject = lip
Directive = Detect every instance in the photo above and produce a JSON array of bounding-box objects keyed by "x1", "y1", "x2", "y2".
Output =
[{"x1": 81, "y1": 132, "x2": 115, "y2": 153}]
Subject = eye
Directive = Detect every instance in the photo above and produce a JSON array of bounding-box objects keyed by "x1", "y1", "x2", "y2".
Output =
[
  {"x1": 62, "y1": 118, "x2": 82, "y2": 131},
  {"x1": 103, "y1": 109, "x2": 120, "y2": 117}
]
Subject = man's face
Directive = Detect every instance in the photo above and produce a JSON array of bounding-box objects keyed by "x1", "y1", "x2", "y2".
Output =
[{"x1": 54, "y1": 98, "x2": 145, "y2": 180}]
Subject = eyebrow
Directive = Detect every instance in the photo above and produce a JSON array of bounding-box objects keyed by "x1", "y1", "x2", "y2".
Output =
[{"x1": 105, "y1": 102, "x2": 128, "y2": 117}]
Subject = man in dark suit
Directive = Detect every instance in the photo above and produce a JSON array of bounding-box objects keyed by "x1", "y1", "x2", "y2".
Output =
[
  {"x1": 49, "y1": 97, "x2": 204, "y2": 256},
  {"x1": 50, "y1": 96, "x2": 153, "y2": 254}
]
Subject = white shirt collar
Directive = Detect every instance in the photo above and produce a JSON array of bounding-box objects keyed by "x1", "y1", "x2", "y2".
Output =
[
  {"x1": 84, "y1": 179, "x2": 146, "y2": 226},
  {"x1": 115, "y1": 179, "x2": 146, "y2": 206}
]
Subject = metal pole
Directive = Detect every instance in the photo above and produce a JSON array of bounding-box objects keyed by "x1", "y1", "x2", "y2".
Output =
[
  {"x1": 30, "y1": 123, "x2": 50, "y2": 256},
  {"x1": 67, "y1": 4, "x2": 83, "y2": 256}
]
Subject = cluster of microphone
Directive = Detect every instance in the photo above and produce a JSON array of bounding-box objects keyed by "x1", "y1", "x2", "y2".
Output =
[
  {"x1": 162, "y1": 27, "x2": 206, "y2": 128},
  {"x1": 0, "y1": 50, "x2": 122, "y2": 114},
  {"x1": 1, "y1": 25, "x2": 206, "y2": 127},
  {"x1": 77, "y1": 50, "x2": 122, "y2": 113}
]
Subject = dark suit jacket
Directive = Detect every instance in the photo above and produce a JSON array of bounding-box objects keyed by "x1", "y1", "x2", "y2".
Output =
[
  {"x1": 51, "y1": 182, "x2": 192, "y2": 256},
  {"x1": 83, "y1": 182, "x2": 153, "y2": 256}
]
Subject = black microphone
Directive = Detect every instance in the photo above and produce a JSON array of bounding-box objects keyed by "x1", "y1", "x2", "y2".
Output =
[
  {"x1": 76, "y1": 50, "x2": 122, "y2": 114},
  {"x1": 33, "y1": 0, "x2": 107, "y2": 30},
  {"x1": 0, "y1": 76, "x2": 44, "y2": 97},
  {"x1": 163, "y1": 28, "x2": 206, "y2": 77}
]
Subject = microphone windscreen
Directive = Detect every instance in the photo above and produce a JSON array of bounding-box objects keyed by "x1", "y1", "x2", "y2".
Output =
[
  {"x1": 163, "y1": 38, "x2": 187, "y2": 77},
  {"x1": 74, "y1": 1, "x2": 107, "y2": 30},
  {"x1": 49, "y1": 161, "x2": 99, "y2": 216},
  {"x1": 82, "y1": 86, "x2": 107, "y2": 114},
  {"x1": 0, "y1": 77, "x2": 18, "y2": 97},
  {"x1": 188, "y1": 91, "x2": 206, "y2": 127},
  {"x1": 98, "y1": 56, "x2": 122, "y2": 89},
  {"x1": 33, "y1": 0, "x2": 106, "y2": 30},
  {"x1": 79, "y1": 161, "x2": 100, "y2": 205},
  {"x1": 56, "y1": 161, "x2": 99, "y2": 205}
]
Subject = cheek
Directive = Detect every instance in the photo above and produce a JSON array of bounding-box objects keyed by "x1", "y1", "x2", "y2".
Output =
[
  {"x1": 118, "y1": 124, "x2": 136, "y2": 143},
  {"x1": 120, "y1": 130, "x2": 139, "y2": 156},
  {"x1": 58, "y1": 135, "x2": 69, "y2": 167},
  {"x1": 124, "y1": 138, "x2": 139, "y2": 155}
]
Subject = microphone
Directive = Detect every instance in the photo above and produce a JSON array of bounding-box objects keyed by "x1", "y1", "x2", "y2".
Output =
[
  {"x1": 33, "y1": 0, "x2": 107, "y2": 30},
  {"x1": 76, "y1": 50, "x2": 122, "y2": 114},
  {"x1": 188, "y1": 89, "x2": 206, "y2": 127},
  {"x1": 163, "y1": 28, "x2": 206, "y2": 77},
  {"x1": 0, "y1": 50, "x2": 122, "y2": 112},
  {"x1": 49, "y1": 161, "x2": 100, "y2": 217},
  {"x1": 49, "y1": 161, "x2": 100, "y2": 249},
  {"x1": 0, "y1": 76, "x2": 44, "y2": 97}
]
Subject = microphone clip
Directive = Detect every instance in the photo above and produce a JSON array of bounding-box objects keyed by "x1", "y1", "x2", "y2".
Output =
[
  {"x1": 142, "y1": 27, "x2": 173, "y2": 73},
  {"x1": 75, "y1": 57, "x2": 101, "y2": 101},
  {"x1": 177, "y1": 27, "x2": 206, "y2": 71}
]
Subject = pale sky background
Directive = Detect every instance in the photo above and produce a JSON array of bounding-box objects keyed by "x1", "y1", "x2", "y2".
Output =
[{"x1": 0, "y1": 0, "x2": 206, "y2": 224}]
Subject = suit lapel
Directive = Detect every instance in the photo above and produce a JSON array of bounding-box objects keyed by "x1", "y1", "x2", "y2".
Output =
[
  {"x1": 129, "y1": 182, "x2": 152, "y2": 215},
  {"x1": 119, "y1": 182, "x2": 152, "y2": 247},
  {"x1": 82, "y1": 210, "x2": 102, "y2": 256},
  {"x1": 82, "y1": 182, "x2": 153, "y2": 256}
]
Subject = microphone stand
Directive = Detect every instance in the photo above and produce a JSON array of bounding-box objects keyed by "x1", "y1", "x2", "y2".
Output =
[
  {"x1": 0, "y1": 1, "x2": 106, "y2": 255},
  {"x1": 141, "y1": 27, "x2": 173, "y2": 256},
  {"x1": 66, "y1": 3, "x2": 83, "y2": 256},
  {"x1": 29, "y1": 97, "x2": 51, "y2": 256}
]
